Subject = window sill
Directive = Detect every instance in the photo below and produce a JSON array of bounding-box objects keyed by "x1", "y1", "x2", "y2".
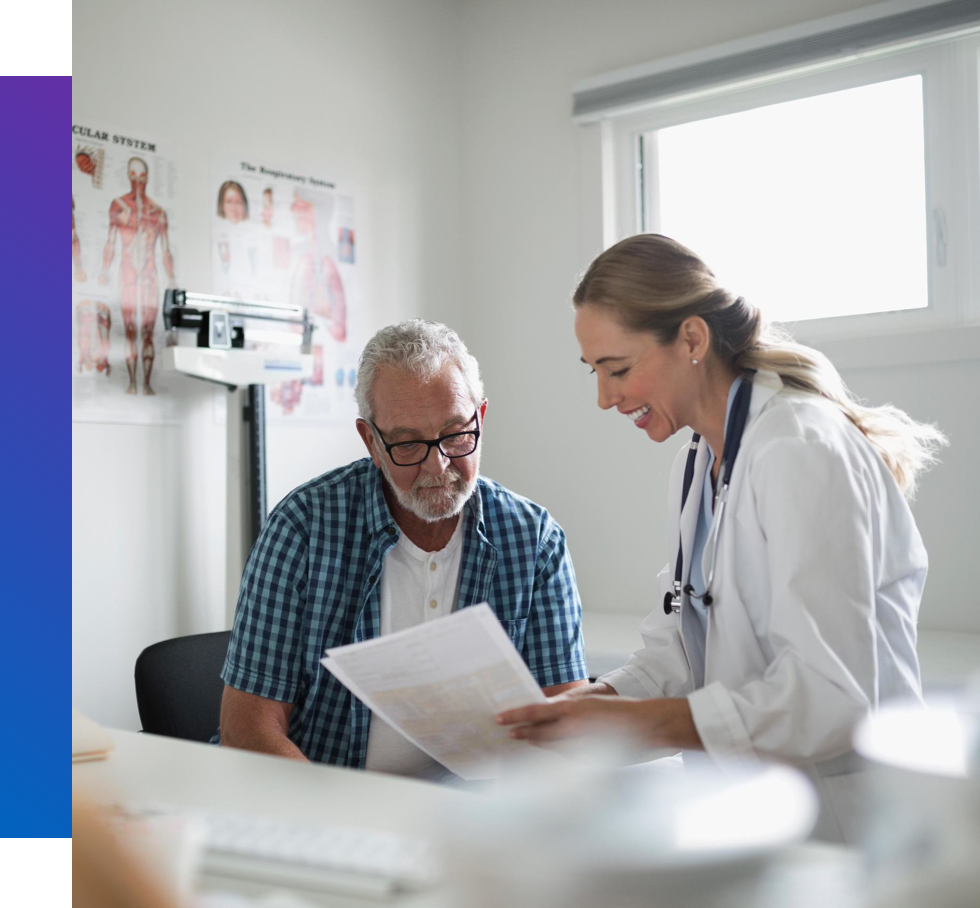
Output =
[{"x1": 800, "y1": 324, "x2": 980, "y2": 371}]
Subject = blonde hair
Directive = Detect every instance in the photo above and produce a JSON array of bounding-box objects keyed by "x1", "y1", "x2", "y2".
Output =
[{"x1": 573, "y1": 234, "x2": 947, "y2": 499}]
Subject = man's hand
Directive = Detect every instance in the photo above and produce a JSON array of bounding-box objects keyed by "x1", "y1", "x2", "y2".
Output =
[{"x1": 496, "y1": 695, "x2": 702, "y2": 752}]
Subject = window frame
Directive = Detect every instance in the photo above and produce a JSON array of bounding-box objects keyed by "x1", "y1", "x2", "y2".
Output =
[{"x1": 602, "y1": 34, "x2": 980, "y2": 344}]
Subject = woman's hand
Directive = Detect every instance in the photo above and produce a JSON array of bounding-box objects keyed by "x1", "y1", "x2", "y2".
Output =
[{"x1": 496, "y1": 695, "x2": 703, "y2": 752}]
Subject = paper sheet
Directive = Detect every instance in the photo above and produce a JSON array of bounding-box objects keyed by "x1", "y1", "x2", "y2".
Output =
[{"x1": 320, "y1": 604, "x2": 545, "y2": 780}]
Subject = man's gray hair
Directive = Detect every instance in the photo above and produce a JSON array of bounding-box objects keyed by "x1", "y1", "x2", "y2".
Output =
[{"x1": 355, "y1": 320, "x2": 484, "y2": 422}]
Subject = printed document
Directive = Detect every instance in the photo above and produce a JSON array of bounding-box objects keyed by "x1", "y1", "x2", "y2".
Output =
[{"x1": 320, "y1": 604, "x2": 545, "y2": 779}]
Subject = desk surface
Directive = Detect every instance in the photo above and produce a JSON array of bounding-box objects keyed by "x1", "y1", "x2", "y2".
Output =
[
  {"x1": 73, "y1": 730, "x2": 864, "y2": 908},
  {"x1": 73, "y1": 729, "x2": 468, "y2": 834}
]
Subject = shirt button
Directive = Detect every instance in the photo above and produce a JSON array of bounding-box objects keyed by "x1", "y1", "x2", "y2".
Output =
[
  {"x1": 429, "y1": 563, "x2": 436, "y2": 572},
  {"x1": 386, "y1": 527, "x2": 396, "y2": 536},
  {"x1": 429, "y1": 599, "x2": 438, "y2": 609}
]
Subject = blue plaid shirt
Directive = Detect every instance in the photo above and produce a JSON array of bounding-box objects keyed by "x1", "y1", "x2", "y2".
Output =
[{"x1": 215, "y1": 458, "x2": 587, "y2": 767}]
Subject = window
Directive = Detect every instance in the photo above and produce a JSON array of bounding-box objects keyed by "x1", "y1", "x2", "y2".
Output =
[
  {"x1": 600, "y1": 33, "x2": 980, "y2": 341},
  {"x1": 650, "y1": 76, "x2": 927, "y2": 323}
]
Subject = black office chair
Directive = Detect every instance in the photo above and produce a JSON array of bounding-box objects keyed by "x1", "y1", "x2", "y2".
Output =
[{"x1": 134, "y1": 631, "x2": 231, "y2": 742}]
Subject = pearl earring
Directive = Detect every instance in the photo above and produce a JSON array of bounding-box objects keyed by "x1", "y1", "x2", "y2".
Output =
[{"x1": 691, "y1": 359, "x2": 699, "y2": 365}]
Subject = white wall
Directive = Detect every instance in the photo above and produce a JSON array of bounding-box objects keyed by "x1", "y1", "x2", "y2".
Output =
[
  {"x1": 455, "y1": 0, "x2": 980, "y2": 634},
  {"x1": 72, "y1": 0, "x2": 463, "y2": 728}
]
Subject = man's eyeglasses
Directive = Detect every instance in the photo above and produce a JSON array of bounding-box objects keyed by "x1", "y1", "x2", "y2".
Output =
[{"x1": 371, "y1": 410, "x2": 481, "y2": 467}]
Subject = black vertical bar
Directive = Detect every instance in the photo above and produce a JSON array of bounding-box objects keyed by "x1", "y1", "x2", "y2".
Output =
[{"x1": 246, "y1": 384, "x2": 267, "y2": 548}]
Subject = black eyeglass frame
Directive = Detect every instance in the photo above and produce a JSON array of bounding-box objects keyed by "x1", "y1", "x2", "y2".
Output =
[{"x1": 371, "y1": 409, "x2": 482, "y2": 467}]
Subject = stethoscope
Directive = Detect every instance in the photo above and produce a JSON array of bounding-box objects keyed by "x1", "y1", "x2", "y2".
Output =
[{"x1": 663, "y1": 376, "x2": 754, "y2": 615}]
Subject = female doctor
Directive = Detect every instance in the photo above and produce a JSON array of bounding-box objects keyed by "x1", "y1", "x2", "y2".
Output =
[{"x1": 497, "y1": 234, "x2": 946, "y2": 842}]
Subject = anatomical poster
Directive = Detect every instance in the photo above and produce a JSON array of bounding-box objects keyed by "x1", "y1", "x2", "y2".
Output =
[
  {"x1": 210, "y1": 156, "x2": 361, "y2": 424},
  {"x1": 72, "y1": 120, "x2": 181, "y2": 423}
]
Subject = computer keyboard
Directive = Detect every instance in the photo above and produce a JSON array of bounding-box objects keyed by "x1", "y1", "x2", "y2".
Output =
[{"x1": 131, "y1": 805, "x2": 440, "y2": 900}]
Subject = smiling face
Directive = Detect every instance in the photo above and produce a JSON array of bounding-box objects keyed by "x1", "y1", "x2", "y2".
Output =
[
  {"x1": 356, "y1": 363, "x2": 485, "y2": 523},
  {"x1": 575, "y1": 304, "x2": 696, "y2": 443}
]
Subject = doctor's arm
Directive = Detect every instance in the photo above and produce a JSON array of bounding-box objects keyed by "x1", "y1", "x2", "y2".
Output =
[
  {"x1": 594, "y1": 564, "x2": 697, "y2": 701},
  {"x1": 501, "y1": 444, "x2": 699, "y2": 744},
  {"x1": 501, "y1": 562, "x2": 701, "y2": 749},
  {"x1": 500, "y1": 693, "x2": 701, "y2": 750},
  {"x1": 688, "y1": 437, "x2": 879, "y2": 765},
  {"x1": 542, "y1": 680, "x2": 591, "y2": 696}
]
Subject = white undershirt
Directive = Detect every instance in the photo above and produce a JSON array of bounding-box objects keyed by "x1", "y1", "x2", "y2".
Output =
[{"x1": 364, "y1": 515, "x2": 464, "y2": 781}]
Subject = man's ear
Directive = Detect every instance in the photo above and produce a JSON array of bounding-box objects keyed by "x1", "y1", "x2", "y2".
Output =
[
  {"x1": 355, "y1": 418, "x2": 383, "y2": 469},
  {"x1": 478, "y1": 398, "x2": 488, "y2": 425}
]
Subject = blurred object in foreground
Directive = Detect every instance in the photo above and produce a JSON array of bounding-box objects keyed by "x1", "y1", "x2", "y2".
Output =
[
  {"x1": 73, "y1": 797, "x2": 193, "y2": 908},
  {"x1": 440, "y1": 754, "x2": 817, "y2": 908},
  {"x1": 856, "y1": 686, "x2": 980, "y2": 908}
]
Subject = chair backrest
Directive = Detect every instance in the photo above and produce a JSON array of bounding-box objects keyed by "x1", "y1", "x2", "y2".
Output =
[{"x1": 134, "y1": 631, "x2": 231, "y2": 742}]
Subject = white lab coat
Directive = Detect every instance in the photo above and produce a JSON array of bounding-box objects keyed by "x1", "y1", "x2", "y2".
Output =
[{"x1": 599, "y1": 370, "x2": 927, "y2": 843}]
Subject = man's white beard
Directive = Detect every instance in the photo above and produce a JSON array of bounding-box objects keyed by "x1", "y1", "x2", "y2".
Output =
[{"x1": 377, "y1": 452, "x2": 479, "y2": 523}]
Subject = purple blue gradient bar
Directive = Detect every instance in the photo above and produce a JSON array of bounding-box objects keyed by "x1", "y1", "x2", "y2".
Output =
[{"x1": 0, "y1": 75, "x2": 71, "y2": 837}]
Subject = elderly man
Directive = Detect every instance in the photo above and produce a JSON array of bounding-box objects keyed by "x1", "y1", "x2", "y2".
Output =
[{"x1": 215, "y1": 320, "x2": 588, "y2": 779}]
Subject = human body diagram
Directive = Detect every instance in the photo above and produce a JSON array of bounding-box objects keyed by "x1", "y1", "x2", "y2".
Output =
[{"x1": 97, "y1": 157, "x2": 175, "y2": 395}]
